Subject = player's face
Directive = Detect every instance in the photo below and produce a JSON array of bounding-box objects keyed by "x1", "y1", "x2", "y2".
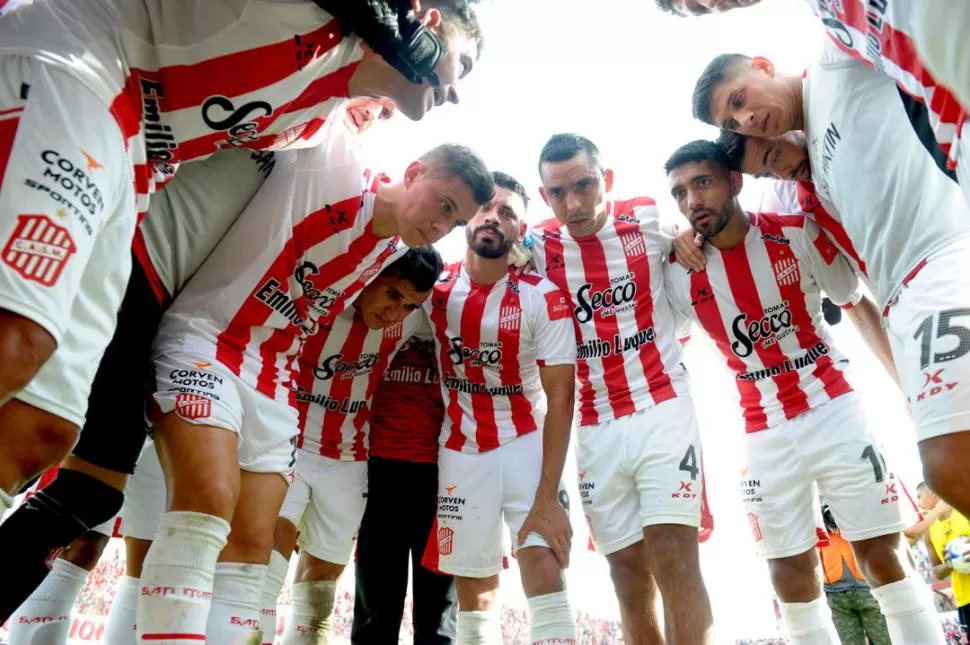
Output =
[
  {"x1": 669, "y1": 0, "x2": 762, "y2": 15},
  {"x1": 709, "y1": 62, "x2": 798, "y2": 138},
  {"x1": 918, "y1": 486, "x2": 940, "y2": 512},
  {"x1": 741, "y1": 132, "x2": 811, "y2": 181},
  {"x1": 355, "y1": 273, "x2": 430, "y2": 329},
  {"x1": 668, "y1": 160, "x2": 738, "y2": 238},
  {"x1": 466, "y1": 186, "x2": 527, "y2": 260},
  {"x1": 343, "y1": 97, "x2": 397, "y2": 135},
  {"x1": 400, "y1": 164, "x2": 481, "y2": 247},
  {"x1": 539, "y1": 151, "x2": 613, "y2": 238}
]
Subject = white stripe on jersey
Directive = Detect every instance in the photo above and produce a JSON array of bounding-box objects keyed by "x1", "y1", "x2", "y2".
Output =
[
  {"x1": 155, "y1": 136, "x2": 404, "y2": 406},
  {"x1": 425, "y1": 263, "x2": 575, "y2": 454},
  {"x1": 665, "y1": 213, "x2": 859, "y2": 433},
  {"x1": 294, "y1": 308, "x2": 424, "y2": 461},
  {"x1": 530, "y1": 199, "x2": 685, "y2": 427}
]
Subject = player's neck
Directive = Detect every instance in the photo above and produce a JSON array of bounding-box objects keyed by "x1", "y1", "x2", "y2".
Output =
[
  {"x1": 783, "y1": 75, "x2": 806, "y2": 131},
  {"x1": 708, "y1": 208, "x2": 749, "y2": 251},
  {"x1": 371, "y1": 183, "x2": 404, "y2": 238},
  {"x1": 464, "y1": 250, "x2": 509, "y2": 286}
]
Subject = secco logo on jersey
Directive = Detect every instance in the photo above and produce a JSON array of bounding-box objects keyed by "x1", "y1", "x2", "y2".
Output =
[
  {"x1": 314, "y1": 352, "x2": 380, "y2": 381},
  {"x1": 545, "y1": 292, "x2": 572, "y2": 321},
  {"x1": 295, "y1": 261, "x2": 341, "y2": 316},
  {"x1": 447, "y1": 337, "x2": 503, "y2": 367},
  {"x1": 202, "y1": 95, "x2": 274, "y2": 149},
  {"x1": 2, "y1": 214, "x2": 77, "y2": 287},
  {"x1": 175, "y1": 393, "x2": 211, "y2": 420},
  {"x1": 730, "y1": 303, "x2": 797, "y2": 358},
  {"x1": 574, "y1": 273, "x2": 638, "y2": 324}
]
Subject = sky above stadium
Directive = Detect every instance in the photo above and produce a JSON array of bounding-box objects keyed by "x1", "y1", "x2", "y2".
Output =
[{"x1": 367, "y1": 0, "x2": 925, "y2": 639}]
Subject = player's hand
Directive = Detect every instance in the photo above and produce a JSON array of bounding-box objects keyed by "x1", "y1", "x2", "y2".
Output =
[
  {"x1": 674, "y1": 229, "x2": 706, "y2": 272},
  {"x1": 518, "y1": 494, "x2": 572, "y2": 568}
]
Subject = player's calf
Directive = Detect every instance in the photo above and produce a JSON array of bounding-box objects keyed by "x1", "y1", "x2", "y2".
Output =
[
  {"x1": 517, "y1": 546, "x2": 576, "y2": 645},
  {"x1": 605, "y1": 542, "x2": 664, "y2": 645},
  {"x1": 643, "y1": 524, "x2": 714, "y2": 645},
  {"x1": 281, "y1": 554, "x2": 345, "y2": 645},
  {"x1": 920, "y1": 430, "x2": 970, "y2": 520},
  {"x1": 455, "y1": 576, "x2": 503, "y2": 644}
]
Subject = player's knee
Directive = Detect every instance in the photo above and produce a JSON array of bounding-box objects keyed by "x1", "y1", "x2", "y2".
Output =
[
  {"x1": 297, "y1": 554, "x2": 345, "y2": 584},
  {"x1": 607, "y1": 543, "x2": 650, "y2": 597},
  {"x1": 60, "y1": 530, "x2": 111, "y2": 570},
  {"x1": 272, "y1": 517, "x2": 299, "y2": 559},
  {"x1": 455, "y1": 576, "x2": 499, "y2": 611},
  {"x1": 852, "y1": 534, "x2": 905, "y2": 587},
  {"x1": 172, "y1": 478, "x2": 237, "y2": 519},
  {"x1": 768, "y1": 555, "x2": 821, "y2": 602},
  {"x1": 518, "y1": 546, "x2": 564, "y2": 597},
  {"x1": 0, "y1": 407, "x2": 80, "y2": 487},
  {"x1": 0, "y1": 310, "x2": 57, "y2": 395}
]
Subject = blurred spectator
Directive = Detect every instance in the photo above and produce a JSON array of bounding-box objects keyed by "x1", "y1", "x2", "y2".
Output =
[{"x1": 923, "y1": 484, "x2": 970, "y2": 641}]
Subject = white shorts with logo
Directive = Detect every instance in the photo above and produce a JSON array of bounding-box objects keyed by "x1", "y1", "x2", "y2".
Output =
[
  {"x1": 118, "y1": 439, "x2": 166, "y2": 541},
  {"x1": 152, "y1": 349, "x2": 299, "y2": 479},
  {"x1": 278, "y1": 450, "x2": 367, "y2": 566},
  {"x1": 886, "y1": 244, "x2": 970, "y2": 442},
  {"x1": 577, "y1": 393, "x2": 703, "y2": 556},
  {"x1": 434, "y1": 429, "x2": 559, "y2": 578},
  {"x1": 0, "y1": 56, "x2": 135, "y2": 426},
  {"x1": 741, "y1": 392, "x2": 906, "y2": 559}
]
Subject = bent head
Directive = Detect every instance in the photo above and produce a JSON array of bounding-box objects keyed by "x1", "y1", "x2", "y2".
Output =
[
  {"x1": 358, "y1": 0, "x2": 484, "y2": 121},
  {"x1": 538, "y1": 133, "x2": 614, "y2": 238},
  {"x1": 718, "y1": 130, "x2": 811, "y2": 181},
  {"x1": 664, "y1": 139, "x2": 743, "y2": 238},
  {"x1": 466, "y1": 171, "x2": 529, "y2": 260},
  {"x1": 399, "y1": 143, "x2": 494, "y2": 247},
  {"x1": 693, "y1": 54, "x2": 800, "y2": 137},
  {"x1": 354, "y1": 247, "x2": 443, "y2": 329},
  {"x1": 655, "y1": 0, "x2": 763, "y2": 16}
]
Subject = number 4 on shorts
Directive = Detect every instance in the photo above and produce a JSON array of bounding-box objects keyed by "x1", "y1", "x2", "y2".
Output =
[{"x1": 680, "y1": 445, "x2": 699, "y2": 481}]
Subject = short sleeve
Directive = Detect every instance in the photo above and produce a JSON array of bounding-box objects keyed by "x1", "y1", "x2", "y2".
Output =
[
  {"x1": 797, "y1": 220, "x2": 863, "y2": 307},
  {"x1": 533, "y1": 287, "x2": 577, "y2": 366}
]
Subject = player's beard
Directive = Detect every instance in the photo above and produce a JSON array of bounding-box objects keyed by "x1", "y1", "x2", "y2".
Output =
[
  {"x1": 696, "y1": 202, "x2": 734, "y2": 239},
  {"x1": 467, "y1": 224, "x2": 512, "y2": 259}
]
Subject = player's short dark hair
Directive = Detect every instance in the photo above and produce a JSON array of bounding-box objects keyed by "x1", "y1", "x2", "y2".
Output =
[
  {"x1": 664, "y1": 139, "x2": 732, "y2": 176},
  {"x1": 716, "y1": 130, "x2": 747, "y2": 171},
  {"x1": 538, "y1": 133, "x2": 605, "y2": 178},
  {"x1": 420, "y1": 143, "x2": 494, "y2": 206},
  {"x1": 917, "y1": 481, "x2": 926, "y2": 492},
  {"x1": 425, "y1": 0, "x2": 485, "y2": 60},
  {"x1": 692, "y1": 53, "x2": 752, "y2": 125},
  {"x1": 492, "y1": 171, "x2": 529, "y2": 211},
  {"x1": 654, "y1": 0, "x2": 705, "y2": 16},
  {"x1": 385, "y1": 246, "x2": 444, "y2": 293}
]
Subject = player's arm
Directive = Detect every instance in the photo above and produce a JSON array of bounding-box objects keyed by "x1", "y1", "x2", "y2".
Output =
[
  {"x1": 905, "y1": 501, "x2": 953, "y2": 545},
  {"x1": 925, "y1": 533, "x2": 952, "y2": 580},
  {"x1": 845, "y1": 296, "x2": 900, "y2": 386}
]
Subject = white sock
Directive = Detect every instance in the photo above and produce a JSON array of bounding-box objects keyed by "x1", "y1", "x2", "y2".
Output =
[
  {"x1": 457, "y1": 610, "x2": 503, "y2": 645},
  {"x1": 103, "y1": 575, "x2": 140, "y2": 645},
  {"x1": 7, "y1": 558, "x2": 88, "y2": 645},
  {"x1": 528, "y1": 591, "x2": 577, "y2": 644},
  {"x1": 870, "y1": 576, "x2": 946, "y2": 645},
  {"x1": 259, "y1": 550, "x2": 289, "y2": 645},
  {"x1": 281, "y1": 580, "x2": 337, "y2": 645},
  {"x1": 136, "y1": 511, "x2": 230, "y2": 644},
  {"x1": 206, "y1": 562, "x2": 268, "y2": 645},
  {"x1": 779, "y1": 597, "x2": 840, "y2": 645}
]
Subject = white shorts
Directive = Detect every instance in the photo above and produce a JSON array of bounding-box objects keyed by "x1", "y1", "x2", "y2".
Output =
[
  {"x1": 434, "y1": 430, "x2": 557, "y2": 578},
  {"x1": 0, "y1": 56, "x2": 135, "y2": 426},
  {"x1": 886, "y1": 245, "x2": 970, "y2": 442},
  {"x1": 741, "y1": 392, "x2": 906, "y2": 559},
  {"x1": 577, "y1": 394, "x2": 703, "y2": 556},
  {"x1": 118, "y1": 440, "x2": 166, "y2": 542},
  {"x1": 152, "y1": 350, "x2": 299, "y2": 478},
  {"x1": 278, "y1": 450, "x2": 367, "y2": 566}
]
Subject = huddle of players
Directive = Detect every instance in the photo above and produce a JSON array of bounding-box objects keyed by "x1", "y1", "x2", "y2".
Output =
[{"x1": 3, "y1": 0, "x2": 970, "y2": 643}]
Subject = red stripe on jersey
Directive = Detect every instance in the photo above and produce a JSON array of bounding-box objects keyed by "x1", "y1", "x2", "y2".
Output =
[
  {"x1": 461, "y1": 283, "x2": 499, "y2": 451},
  {"x1": 319, "y1": 322, "x2": 368, "y2": 459},
  {"x1": 430, "y1": 273, "x2": 465, "y2": 452},
  {"x1": 132, "y1": 20, "x2": 344, "y2": 114},
  {"x1": 0, "y1": 112, "x2": 19, "y2": 190},
  {"x1": 499, "y1": 274, "x2": 535, "y2": 439},
  {"x1": 352, "y1": 327, "x2": 404, "y2": 460},
  {"x1": 759, "y1": 215, "x2": 853, "y2": 403},
  {"x1": 721, "y1": 242, "x2": 811, "y2": 424},
  {"x1": 688, "y1": 269, "x2": 768, "y2": 431},
  {"x1": 613, "y1": 217, "x2": 676, "y2": 406},
  {"x1": 796, "y1": 181, "x2": 868, "y2": 276}
]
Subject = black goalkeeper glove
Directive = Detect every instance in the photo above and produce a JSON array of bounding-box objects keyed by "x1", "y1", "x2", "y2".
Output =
[{"x1": 310, "y1": 0, "x2": 446, "y2": 86}]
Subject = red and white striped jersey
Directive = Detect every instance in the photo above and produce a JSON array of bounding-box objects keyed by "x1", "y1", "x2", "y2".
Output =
[
  {"x1": 665, "y1": 213, "x2": 862, "y2": 433},
  {"x1": 293, "y1": 308, "x2": 426, "y2": 461},
  {"x1": 760, "y1": 179, "x2": 869, "y2": 280},
  {"x1": 804, "y1": 0, "x2": 966, "y2": 171},
  {"x1": 529, "y1": 199, "x2": 688, "y2": 427},
  {"x1": 0, "y1": 0, "x2": 361, "y2": 213},
  {"x1": 426, "y1": 263, "x2": 576, "y2": 454},
  {"x1": 154, "y1": 133, "x2": 405, "y2": 407}
]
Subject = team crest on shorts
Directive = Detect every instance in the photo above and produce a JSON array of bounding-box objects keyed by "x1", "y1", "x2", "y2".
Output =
[
  {"x1": 747, "y1": 512, "x2": 763, "y2": 543},
  {"x1": 175, "y1": 393, "x2": 211, "y2": 420},
  {"x1": 2, "y1": 214, "x2": 77, "y2": 287},
  {"x1": 437, "y1": 526, "x2": 455, "y2": 556}
]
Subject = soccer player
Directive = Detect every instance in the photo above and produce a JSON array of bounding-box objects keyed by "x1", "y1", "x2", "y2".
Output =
[
  {"x1": 529, "y1": 134, "x2": 714, "y2": 644},
  {"x1": 0, "y1": 0, "x2": 483, "y2": 532},
  {"x1": 139, "y1": 140, "x2": 491, "y2": 643},
  {"x1": 424, "y1": 171, "x2": 577, "y2": 645},
  {"x1": 266, "y1": 246, "x2": 442, "y2": 643},
  {"x1": 663, "y1": 139, "x2": 941, "y2": 645}
]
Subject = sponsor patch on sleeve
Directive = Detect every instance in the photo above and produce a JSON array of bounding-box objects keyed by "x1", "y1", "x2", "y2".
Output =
[
  {"x1": 813, "y1": 229, "x2": 839, "y2": 265},
  {"x1": 544, "y1": 291, "x2": 572, "y2": 321}
]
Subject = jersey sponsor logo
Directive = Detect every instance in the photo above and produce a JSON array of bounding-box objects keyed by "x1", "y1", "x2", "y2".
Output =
[
  {"x1": 294, "y1": 261, "x2": 343, "y2": 318},
  {"x1": 384, "y1": 363, "x2": 438, "y2": 384},
  {"x1": 2, "y1": 214, "x2": 76, "y2": 287},
  {"x1": 690, "y1": 285, "x2": 714, "y2": 307},
  {"x1": 620, "y1": 231, "x2": 646, "y2": 258},
  {"x1": 249, "y1": 150, "x2": 276, "y2": 178},
  {"x1": 578, "y1": 471, "x2": 595, "y2": 506},
  {"x1": 615, "y1": 214, "x2": 639, "y2": 225},
  {"x1": 175, "y1": 393, "x2": 211, "y2": 420},
  {"x1": 254, "y1": 277, "x2": 314, "y2": 335},
  {"x1": 293, "y1": 33, "x2": 319, "y2": 71},
  {"x1": 545, "y1": 252, "x2": 566, "y2": 271},
  {"x1": 138, "y1": 77, "x2": 178, "y2": 177},
  {"x1": 576, "y1": 327, "x2": 656, "y2": 360},
  {"x1": 499, "y1": 305, "x2": 521, "y2": 332},
  {"x1": 314, "y1": 352, "x2": 380, "y2": 381},
  {"x1": 447, "y1": 337, "x2": 503, "y2": 367},
  {"x1": 730, "y1": 303, "x2": 796, "y2": 358},
  {"x1": 18, "y1": 615, "x2": 68, "y2": 624},
  {"x1": 760, "y1": 233, "x2": 790, "y2": 246},
  {"x1": 293, "y1": 384, "x2": 366, "y2": 415},
  {"x1": 574, "y1": 273, "x2": 638, "y2": 324},
  {"x1": 740, "y1": 475, "x2": 763, "y2": 504},
  {"x1": 442, "y1": 374, "x2": 522, "y2": 396},
  {"x1": 544, "y1": 292, "x2": 572, "y2": 321},
  {"x1": 201, "y1": 95, "x2": 274, "y2": 150},
  {"x1": 33, "y1": 149, "x2": 105, "y2": 218},
  {"x1": 737, "y1": 342, "x2": 832, "y2": 382},
  {"x1": 168, "y1": 368, "x2": 224, "y2": 391},
  {"x1": 437, "y1": 526, "x2": 455, "y2": 555},
  {"x1": 772, "y1": 257, "x2": 801, "y2": 287},
  {"x1": 915, "y1": 367, "x2": 960, "y2": 403},
  {"x1": 814, "y1": 122, "x2": 843, "y2": 201}
]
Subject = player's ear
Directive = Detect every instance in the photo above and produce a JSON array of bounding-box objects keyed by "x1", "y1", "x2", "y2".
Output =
[
  {"x1": 518, "y1": 219, "x2": 528, "y2": 239},
  {"x1": 603, "y1": 168, "x2": 615, "y2": 193},
  {"x1": 404, "y1": 160, "x2": 424, "y2": 187},
  {"x1": 539, "y1": 186, "x2": 550, "y2": 206},
  {"x1": 751, "y1": 56, "x2": 775, "y2": 78},
  {"x1": 730, "y1": 170, "x2": 744, "y2": 196}
]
